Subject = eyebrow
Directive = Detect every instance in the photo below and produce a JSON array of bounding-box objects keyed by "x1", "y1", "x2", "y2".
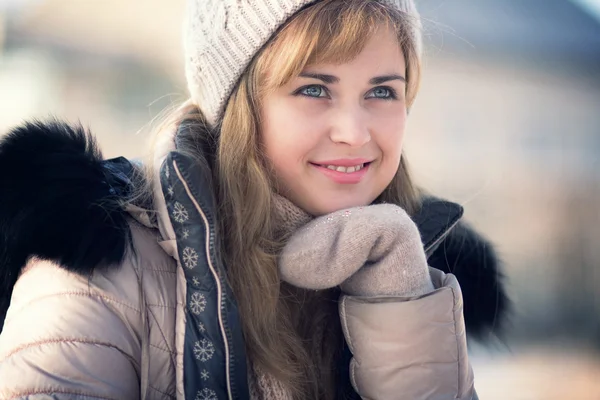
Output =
[
  {"x1": 370, "y1": 74, "x2": 406, "y2": 85},
  {"x1": 299, "y1": 72, "x2": 406, "y2": 85}
]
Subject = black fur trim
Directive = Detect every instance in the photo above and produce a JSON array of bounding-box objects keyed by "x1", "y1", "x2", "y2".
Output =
[
  {"x1": 428, "y1": 221, "x2": 510, "y2": 340},
  {"x1": 0, "y1": 120, "x2": 131, "y2": 329}
]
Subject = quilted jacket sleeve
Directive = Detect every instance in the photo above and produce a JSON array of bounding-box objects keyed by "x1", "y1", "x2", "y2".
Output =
[
  {"x1": 0, "y1": 258, "x2": 143, "y2": 400},
  {"x1": 339, "y1": 268, "x2": 476, "y2": 400}
]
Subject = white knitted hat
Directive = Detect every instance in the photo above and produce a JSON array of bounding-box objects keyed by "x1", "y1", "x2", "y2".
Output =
[{"x1": 183, "y1": 0, "x2": 421, "y2": 127}]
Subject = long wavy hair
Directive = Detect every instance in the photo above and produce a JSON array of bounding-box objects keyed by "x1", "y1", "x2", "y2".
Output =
[{"x1": 150, "y1": 1, "x2": 423, "y2": 398}]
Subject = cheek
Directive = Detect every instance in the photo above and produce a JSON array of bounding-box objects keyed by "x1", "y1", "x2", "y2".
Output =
[
  {"x1": 261, "y1": 99, "x2": 323, "y2": 165},
  {"x1": 375, "y1": 110, "x2": 407, "y2": 161},
  {"x1": 260, "y1": 100, "x2": 317, "y2": 185}
]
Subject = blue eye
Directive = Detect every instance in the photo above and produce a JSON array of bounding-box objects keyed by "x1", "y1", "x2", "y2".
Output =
[
  {"x1": 297, "y1": 85, "x2": 328, "y2": 98},
  {"x1": 367, "y1": 87, "x2": 397, "y2": 100}
]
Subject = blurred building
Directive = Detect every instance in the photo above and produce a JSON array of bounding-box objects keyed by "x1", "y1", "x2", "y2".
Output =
[
  {"x1": 0, "y1": 0, "x2": 186, "y2": 157},
  {"x1": 409, "y1": 2, "x2": 600, "y2": 397},
  {"x1": 411, "y1": 0, "x2": 600, "y2": 347}
]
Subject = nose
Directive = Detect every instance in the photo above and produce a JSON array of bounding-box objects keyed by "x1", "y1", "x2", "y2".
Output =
[{"x1": 328, "y1": 105, "x2": 371, "y2": 148}]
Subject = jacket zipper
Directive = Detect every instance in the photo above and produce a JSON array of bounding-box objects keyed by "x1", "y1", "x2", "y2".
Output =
[{"x1": 173, "y1": 161, "x2": 234, "y2": 400}]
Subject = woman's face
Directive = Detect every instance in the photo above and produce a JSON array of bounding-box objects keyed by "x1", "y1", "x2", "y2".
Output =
[{"x1": 260, "y1": 28, "x2": 407, "y2": 216}]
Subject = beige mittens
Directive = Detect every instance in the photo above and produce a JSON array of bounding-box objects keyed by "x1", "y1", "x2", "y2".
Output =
[{"x1": 278, "y1": 204, "x2": 434, "y2": 297}]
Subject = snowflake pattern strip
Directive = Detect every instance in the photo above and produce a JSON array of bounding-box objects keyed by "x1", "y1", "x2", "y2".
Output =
[
  {"x1": 172, "y1": 202, "x2": 189, "y2": 223},
  {"x1": 193, "y1": 339, "x2": 215, "y2": 362},
  {"x1": 195, "y1": 388, "x2": 217, "y2": 400},
  {"x1": 183, "y1": 247, "x2": 199, "y2": 269},
  {"x1": 190, "y1": 292, "x2": 207, "y2": 315},
  {"x1": 200, "y1": 370, "x2": 210, "y2": 381}
]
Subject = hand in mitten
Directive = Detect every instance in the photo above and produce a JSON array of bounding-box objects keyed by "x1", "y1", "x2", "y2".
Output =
[{"x1": 278, "y1": 204, "x2": 434, "y2": 297}]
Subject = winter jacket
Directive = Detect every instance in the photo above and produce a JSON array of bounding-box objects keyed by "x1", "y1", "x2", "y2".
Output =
[{"x1": 0, "y1": 120, "x2": 508, "y2": 399}]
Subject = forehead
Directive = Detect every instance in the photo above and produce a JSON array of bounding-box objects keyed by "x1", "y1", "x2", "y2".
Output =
[
  {"x1": 302, "y1": 28, "x2": 405, "y2": 75},
  {"x1": 310, "y1": 24, "x2": 401, "y2": 65},
  {"x1": 256, "y1": 1, "x2": 408, "y2": 86},
  {"x1": 261, "y1": 24, "x2": 404, "y2": 90}
]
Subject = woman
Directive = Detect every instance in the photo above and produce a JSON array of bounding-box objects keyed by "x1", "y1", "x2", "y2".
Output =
[{"x1": 0, "y1": 0, "x2": 508, "y2": 399}]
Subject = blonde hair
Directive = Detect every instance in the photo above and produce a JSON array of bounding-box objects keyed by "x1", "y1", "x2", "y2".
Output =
[{"x1": 151, "y1": 1, "x2": 423, "y2": 398}]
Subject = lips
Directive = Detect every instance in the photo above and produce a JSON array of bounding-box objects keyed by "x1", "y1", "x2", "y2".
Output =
[{"x1": 310, "y1": 160, "x2": 372, "y2": 184}]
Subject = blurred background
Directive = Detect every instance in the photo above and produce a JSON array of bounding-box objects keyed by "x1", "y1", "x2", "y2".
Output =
[{"x1": 1, "y1": 0, "x2": 599, "y2": 398}]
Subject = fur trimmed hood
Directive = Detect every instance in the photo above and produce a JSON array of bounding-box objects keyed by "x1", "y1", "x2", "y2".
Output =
[
  {"x1": 0, "y1": 121, "x2": 132, "y2": 328},
  {"x1": 0, "y1": 119, "x2": 509, "y2": 339}
]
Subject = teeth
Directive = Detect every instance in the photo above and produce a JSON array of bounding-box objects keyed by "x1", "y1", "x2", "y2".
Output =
[{"x1": 323, "y1": 163, "x2": 365, "y2": 173}]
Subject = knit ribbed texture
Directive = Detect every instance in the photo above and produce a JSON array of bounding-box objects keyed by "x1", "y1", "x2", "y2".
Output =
[
  {"x1": 183, "y1": 0, "x2": 422, "y2": 127},
  {"x1": 249, "y1": 362, "x2": 293, "y2": 400},
  {"x1": 184, "y1": 0, "x2": 315, "y2": 127},
  {"x1": 271, "y1": 193, "x2": 314, "y2": 238},
  {"x1": 248, "y1": 323, "x2": 330, "y2": 400}
]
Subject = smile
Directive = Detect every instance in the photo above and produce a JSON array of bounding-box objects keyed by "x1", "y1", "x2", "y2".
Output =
[
  {"x1": 310, "y1": 161, "x2": 372, "y2": 184},
  {"x1": 322, "y1": 163, "x2": 366, "y2": 173}
]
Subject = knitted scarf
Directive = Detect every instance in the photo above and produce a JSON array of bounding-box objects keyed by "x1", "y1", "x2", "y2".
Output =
[{"x1": 248, "y1": 195, "x2": 312, "y2": 400}]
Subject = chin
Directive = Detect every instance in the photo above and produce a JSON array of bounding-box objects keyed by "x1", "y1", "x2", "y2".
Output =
[{"x1": 310, "y1": 197, "x2": 372, "y2": 216}]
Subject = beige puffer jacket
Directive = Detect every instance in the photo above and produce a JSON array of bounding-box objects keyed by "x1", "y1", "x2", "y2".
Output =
[
  {"x1": 0, "y1": 222, "x2": 182, "y2": 399},
  {"x1": 0, "y1": 121, "x2": 480, "y2": 399},
  {"x1": 0, "y1": 244, "x2": 475, "y2": 399},
  {"x1": 0, "y1": 247, "x2": 474, "y2": 399},
  {"x1": 340, "y1": 268, "x2": 474, "y2": 399}
]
